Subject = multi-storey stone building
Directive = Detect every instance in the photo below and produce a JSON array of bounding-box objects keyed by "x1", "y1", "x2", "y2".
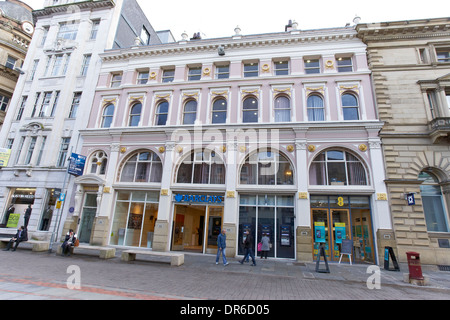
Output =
[
  {"x1": 64, "y1": 22, "x2": 391, "y2": 263},
  {"x1": 0, "y1": 0, "x2": 161, "y2": 241},
  {"x1": 357, "y1": 18, "x2": 450, "y2": 265},
  {"x1": 0, "y1": 0, "x2": 33, "y2": 129}
]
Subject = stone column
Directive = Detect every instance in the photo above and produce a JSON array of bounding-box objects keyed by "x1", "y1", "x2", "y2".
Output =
[{"x1": 152, "y1": 141, "x2": 175, "y2": 252}]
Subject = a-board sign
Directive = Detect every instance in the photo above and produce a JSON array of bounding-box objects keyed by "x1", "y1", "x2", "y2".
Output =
[{"x1": 341, "y1": 239, "x2": 353, "y2": 255}]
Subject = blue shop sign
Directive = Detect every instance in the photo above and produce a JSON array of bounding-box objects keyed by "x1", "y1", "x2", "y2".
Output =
[
  {"x1": 174, "y1": 194, "x2": 224, "y2": 204},
  {"x1": 67, "y1": 153, "x2": 86, "y2": 177}
]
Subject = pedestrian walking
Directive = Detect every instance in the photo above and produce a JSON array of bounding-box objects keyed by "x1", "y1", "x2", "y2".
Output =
[
  {"x1": 239, "y1": 230, "x2": 256, "y2": 266},
  {"x1": 260, "y1": 233, "x2": 270, "y2": 259},
  {"x1": 215, "y1": 229, "x2": 229, "y2": 266},
  {"x1": 3, "y1": 226, "x2": 28, "y2": 251},
  {"x1": 24, "y1": 205, "x2": 32, "y2": 228}
]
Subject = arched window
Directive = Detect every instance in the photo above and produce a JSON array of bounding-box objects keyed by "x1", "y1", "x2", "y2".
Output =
[
  {"x1": 176, "y1": 150, "x2": 225, "y2": 184},
  {"x1": 183, "y1": 100, "x2": 197, "y2": 125},
  {"x1": 120, "y1": 151, "x2": 162, "y2": 183},
  {"x1": 101, "y1": 104, "x2": 114, "y2": 128},
  {"x1": 155, "y1": 100, "x2": 169, "y2": 126},
  {"x1": 129, "y1": 103, "x2": 142, "y2": 126},
  {"x1": 89, "y1": 151, "x2": 108, "y2": 175},
  {"x1": 274, "y1": 96, "x2": 291, "y2": 122},
  {"x1": 310, "y1": 150, "x2": 367, "y2": 186},
  {"x1": 307, "y1": 94, "x2": 324, "y2": 121},
  {"x1": 419, "y1": 170, "x2": 449, "y2": 232},
  {"x1": 242, "y1": 96, "x2": 258, "y2": 123},
  {"x1": 212, "y1": 98, "x2": 227, "y2": 124},
  {"x1": 240, "y1": 150, "x2": 294, "y2": 185},
  {"x1": 342, "y1": 93, "x2": 359, "y2": 120}
]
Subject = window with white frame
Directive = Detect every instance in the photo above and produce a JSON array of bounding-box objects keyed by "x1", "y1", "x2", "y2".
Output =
[
  {"x1": 36, "y1": 136, "x2": 47, "y2": 166},
  {"x1": 137, "y1": 71, "x2": 149, "y2": 84},
  {"x1": 0, "y1": 94, "x2": 10, "y2": 112},
  {"x1": 89, "y1": 151, "x2": 108, "y2": 175},
  {"x1": 120, "y1": 150, "x2": 162, "y2": 183},
  {"x1": 215, "y1": 64, "x2": 229, "y2": 79},
  {"x1": 176, "y1": 149, "x2": 225, "y2": 184},
  {"x1": 275, "y1": 61, "x2": 289, "y2": 75},
  {"x1": 182, "y1": 100, "x2": 197, "y2": 125},
  {"x1": 24, "y1": 137, "x2": 37, "y2": 165},
  {"x1": 57, "y1": 138, "x2": 70, "y2": 167},
  {"x1": 244, "y1": 63, "x2": 258, "y2": 77},
  {"x1": 29, "y1": 60, "x2": 39, "y2": 81},
  {"x1": 337, "y1": 57, "x2": 353, "y2": 72},
  {"x1": 5, "y1": 56, "x2": 17, "y2": 69},
  {"x1": 242, "y1": 96, "x2": 258, "y2": 123},
  {"x1": 419, "y1": 170, "x2": 449, "y2": 233},
  {"x1": 274, "y1": 96, "x2": 291, "y2": 122},
  {"x1": 69, "y1": 92, "x2": 81, "y2": 118},
  {"x1": 188, "y1": 67, "x2": 202, "y2": 81},
  {"x1": 101, "y1": 104, "x2": 115, "y2": 128},
  {"x1": 80, "y1": 54, "x2": 91, "y2": 76},
  {"x1": 211, "y1": 98, "x2": 227, "y2": 124},
  {"x1": 90, "y1": 20, "x2": 100, "y2": 40},
  {"x1": 304, "y1": 59, "x2": 320, "y2": 74},
  {"x1": 162, "y1": 69, "x2": 175, "y2": 83},
  {"x1": 111, "y1": 73, "x2": 122, "y2": 87},
  {"x1": 57, "y1": 22, "x2": 78, "y2": 41},
  {"x1": 240, "y1": 149, "x2": 294, "y2": 185},
  {"x1": 307, "y1": 94, "x2": 325, "y2": 121},
  {"x1": 309, "y1": 150, "x2": 367, "y2": 186},
  {"x1": 16, "y1": 96, "x2": 27, "y2": 120},
  {"x1": 436, "y1": 48, "x2": 450, "y2": 63},
  {"x1": 128, "y1": 103, "x2": 142, "y2": 127},
  {"x1": 342, "y1": 93, "x2": 360, "y2": 120},
  {"x1": 155, "y1": 100, "x2": 169, "y2": 126}
]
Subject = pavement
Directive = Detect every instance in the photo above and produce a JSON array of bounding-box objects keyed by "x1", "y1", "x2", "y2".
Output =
[{"x1": 1, "y1": 243, "x2": 450, "y2": 302}]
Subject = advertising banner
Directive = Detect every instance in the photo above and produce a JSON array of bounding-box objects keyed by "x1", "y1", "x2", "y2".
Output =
[
  {"x1": 67, "y1": 153, "x2": 86, "y2": 177},
  {"x1": 0, "y1": 148, "x2": 11, "y2": 167},
  {"x1": 6, "y1": 214, "x2": 20, "y2": 228}
]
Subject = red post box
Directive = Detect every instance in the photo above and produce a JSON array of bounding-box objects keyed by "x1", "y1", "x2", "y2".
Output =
[{"x1": 406, "y1": 252, "x2": 424, "y2": 280}]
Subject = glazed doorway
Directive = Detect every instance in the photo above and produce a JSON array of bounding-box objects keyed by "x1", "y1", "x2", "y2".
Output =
[
  {"x1": 172, "y1": 205, "x2": 223, "y2": 254},
  {"x1": 78, "y1": 194, "x2": 97, "y2": 243}
]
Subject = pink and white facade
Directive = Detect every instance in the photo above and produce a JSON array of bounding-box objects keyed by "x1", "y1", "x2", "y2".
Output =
[{"x1": 70, "y1": 24, "x2": 391, "y2": 263}]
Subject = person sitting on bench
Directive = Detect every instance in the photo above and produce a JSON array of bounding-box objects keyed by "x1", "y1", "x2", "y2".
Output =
[
  {"x1": 61, "y1": 229, "x2": 77, "y2": 256},
  {"x1": 3, "y1": 226, "x2": 28, "y2": 251}
]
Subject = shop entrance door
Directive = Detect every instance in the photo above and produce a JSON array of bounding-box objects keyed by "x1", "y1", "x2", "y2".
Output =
[
  {"x1": 172, "y1": 205, "x2": 224, "y2": 253},
  {"x1": 78, "y1": 194, "x2": 97, "y2": 243},
  {"x1": 172, "y1": 205, "x2": 206, "y2": 252},
  {"x1": 351, "y1": 209, "x2": 375, "y2": 263},
  {"x1": 312, "y1": 208, "x2": 350, "y2": 262}
]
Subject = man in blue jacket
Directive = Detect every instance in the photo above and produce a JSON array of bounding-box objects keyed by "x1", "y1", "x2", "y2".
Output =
[{"x1": 216, "y1": 229, "x2": 229, "y2": 266}]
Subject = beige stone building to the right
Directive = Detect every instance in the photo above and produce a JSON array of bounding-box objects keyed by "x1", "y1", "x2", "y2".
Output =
[{"x1": 357, "y1": 18, "x2": 450, "y2": 266}]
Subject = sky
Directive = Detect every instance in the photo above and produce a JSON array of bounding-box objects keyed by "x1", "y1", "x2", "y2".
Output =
[{"x1": 21, "y1": 0, "x2": 449, "y2": 41}]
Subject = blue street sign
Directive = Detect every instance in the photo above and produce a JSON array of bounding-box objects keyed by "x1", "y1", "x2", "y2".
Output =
[{"x1": 407, "y1": 193, "x2": 415, "y2": 206}]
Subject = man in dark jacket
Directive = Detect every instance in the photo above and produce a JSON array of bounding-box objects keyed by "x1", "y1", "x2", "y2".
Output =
[
  {"x1": 3, "y1": 226, "x2": 28, "y2": 251},
  {"x1": 239, "y1": 230, "x2": 256, "y2": 266},
  {"x1": 215, "y1": 229, "x2": 229, "y2": 266},
  {"x1": 61, "y1": 229, "x2": 77, "y2": 256}
]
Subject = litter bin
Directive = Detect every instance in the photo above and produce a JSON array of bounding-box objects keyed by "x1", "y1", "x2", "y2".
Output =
[{"x1": 406, "y1": 252, "x2": 424, "y2": 280}]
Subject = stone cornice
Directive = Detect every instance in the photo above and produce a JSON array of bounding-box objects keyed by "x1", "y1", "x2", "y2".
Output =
[
  {"x1": 100, "y1": 27, "x2": 360, "y2": 62},
  {"x1": 356, "y1": 17, "x2": 450, "y2": 42},
  {"x1": 33, "y1": 0, "x2": 115, "y2": 18}
]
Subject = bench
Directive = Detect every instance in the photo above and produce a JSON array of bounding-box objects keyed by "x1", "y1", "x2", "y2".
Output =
[
  {"x1": 121, "y1": 249, "x2": 184, "y2": 266},
  {"x1": 0, "y1": 237, "x2": 50, "y2": 252},
  {"x1": 57, "y1": 244, "x2": 116, "y2": 259}
]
